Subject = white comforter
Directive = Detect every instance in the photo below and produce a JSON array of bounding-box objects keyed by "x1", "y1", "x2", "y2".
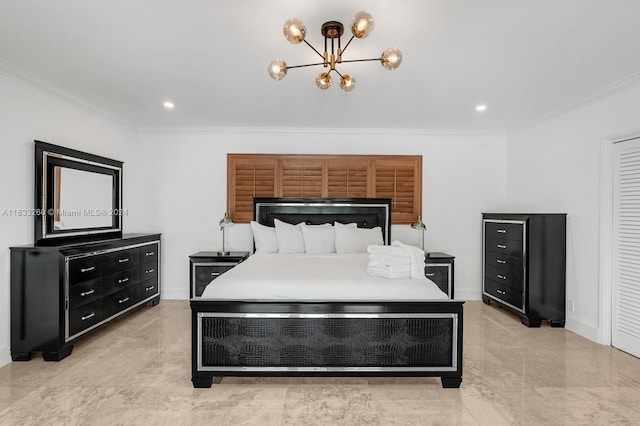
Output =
[{"x1": 200, "y1": 253, "x2": 448, "y2": 301}]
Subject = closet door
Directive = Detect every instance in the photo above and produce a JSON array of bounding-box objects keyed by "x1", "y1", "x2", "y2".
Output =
[{"x1": 612, "y1": 137, "x2": 640, "y2": 357}]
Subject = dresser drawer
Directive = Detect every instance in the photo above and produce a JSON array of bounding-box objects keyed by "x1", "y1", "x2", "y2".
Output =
[
  {"x1": 484, "y1": 279, "x2": 523, "y2": 310},
  {"x1": 485, "y1": 264, "x2": 523, "y2": 291},
  {"x1": 484, "y1": 236, "x2": 523, "y2": 257},
  {"x1": 68, "y1": 300, "x2": 104, "y2": 337},
  {"x1": 140, "y1": 261, "x2": 158, "y2": 281},
  {"x1": 68, "y1": 255, "x2": 102, "y2": 284},
  {"x1": 104, "y1": 286, "x2": 140, "y2": 318},
  {"x1": 485, "y1": 222, "x2": 524, "y2": 241},
  {"x1": 139, "y1": 244, "x2": 158, "y2": 264},
  {"x1": 140, "y1": 278, "x2": 159, "y2": 299},
  {"x1": 103, "y1": 248, "x2": 139, "y2": 273},
  {"x1": 69, "y1": 277, "x2": 103, "y2": 310},
  {"x1": 485, "y1": 250, "x2": 523, "y2": 275},
  {"x1": 104, "y1": 268, "x2": 139, "y2": 294}
]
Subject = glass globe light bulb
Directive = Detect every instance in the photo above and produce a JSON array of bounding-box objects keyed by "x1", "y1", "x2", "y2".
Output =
[
  {"x1": 351, "y1": 11, "x2": 374, "y2": 38},
  {"x1": 283, "y1": 18, "x2": 306, "y2": 44},
  {"x1": 316, "y1": 72, "x2": 332, "y2": 90},
  {"x1": 339, "y1": 74, "x2": 356, "y2": 92},
  {"x1": 381, "y1": 47, "x2": 402, "y2": 70},
  {"x1": 267, "y1": 59, "x2": 287, "y2": 80}
]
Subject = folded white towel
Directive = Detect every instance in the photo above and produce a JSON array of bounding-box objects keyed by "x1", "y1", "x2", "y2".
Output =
[
  {"x1": 391, "y1": 240, "x2": 425, "y2": 279},
  {"x1": 368, "y1": 255, "x2": 411, "y2": 267},
  {"x1": 367, "y1": 265, "x2": 411, "y2": 279},
  {"x1": 366, "y1": 245, "x2": 408, "y2": 256}
]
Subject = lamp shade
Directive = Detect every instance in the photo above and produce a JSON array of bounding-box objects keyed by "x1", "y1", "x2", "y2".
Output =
[
  {"x1": 411, "y1": 216, "x2": 426, "y2": 230},
  {"x1": 219, "y1": 212, "x2": 235, "y2": 229}
]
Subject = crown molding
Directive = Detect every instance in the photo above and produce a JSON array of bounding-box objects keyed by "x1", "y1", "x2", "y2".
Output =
[
  {"x1": 509, "y1": 72, "x2": 640, "y2": 134},
  {"x1": 0, "y1": 57, "x2": 135, "y2": 130},
  {"x1": 137, "y1": 125, "x2": 506, "y2": 138}
]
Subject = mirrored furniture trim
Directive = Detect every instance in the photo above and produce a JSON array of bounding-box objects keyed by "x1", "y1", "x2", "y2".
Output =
[
  {"x1": 34, "y1": 140, "x2": 123, "y2": 245},
  {"x1": 189, "y1": 251, "x2": 250, "y2": 298},
  {"x1": 425, "y1": 252, "x2": 455, "y2": 299}
]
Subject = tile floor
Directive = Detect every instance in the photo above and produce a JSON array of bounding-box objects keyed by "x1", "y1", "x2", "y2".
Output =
[{"x1": 1, "y1": 300, "x2": 640, "y2": 425}]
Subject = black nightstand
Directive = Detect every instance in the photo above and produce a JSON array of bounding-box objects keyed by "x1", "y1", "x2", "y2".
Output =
[
  {"x1": 189, "y1": 251, "x2": 250, "y2": 298},
  {"x1": 425, "y1": 252, "x2": 455, "y2": 299}
]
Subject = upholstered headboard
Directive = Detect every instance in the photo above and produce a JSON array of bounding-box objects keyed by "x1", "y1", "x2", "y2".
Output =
[{"x1": 253, "y1": 198, "x2": 392, "y2": 245}]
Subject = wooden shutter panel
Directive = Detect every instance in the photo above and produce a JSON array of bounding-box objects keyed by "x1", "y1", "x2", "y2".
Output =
[
  {"x1": 227, "y1": 156, "x2": 277, "y2": 223},
  {"x1": 279, "y1": 158, "x2": 323, "y2": 197},
  {"x1": 327, "y1": 159, "x2": 370, "y2": 198},
  {"x1": 373, "y1": 157, "x2": 421, "y2": 224}
]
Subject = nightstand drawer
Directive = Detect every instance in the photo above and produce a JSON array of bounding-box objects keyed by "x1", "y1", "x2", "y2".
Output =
[
  {"x1": 484, "y1": 280, "x2": 523, "y2": 310},
  {"x1": 424, "y1": 264, "x2": 450, "y2": 296},
  {"x1": 196, "y1": 264, "x2": 236, "y2": 282}
]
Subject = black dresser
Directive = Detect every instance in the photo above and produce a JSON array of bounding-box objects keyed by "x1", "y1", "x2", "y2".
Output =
[
  {"x1": 482, "y1": 213, "x2": 566, "y2": 327},
  {"x1": 10, "y1": 233, "x2": 161, "y2": 361}
]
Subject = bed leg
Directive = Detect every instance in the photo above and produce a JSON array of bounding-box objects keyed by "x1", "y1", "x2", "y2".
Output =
[
  {"x1": 441, "y1": 376, "x2": 462, "y2": 388},
  {"x1": 192, "y1": 376, "x2": 214, "y2": 388}
]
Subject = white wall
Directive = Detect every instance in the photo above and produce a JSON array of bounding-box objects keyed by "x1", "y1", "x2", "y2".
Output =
[
  {"x1": 136, "y1": 128, "x2": 508, "y2": 300},
  {"x1": 507, "y1": 83, "x2": 640, "y2": 342},
  {"x1": 0, "y1": 73, "x2": 140, "y2": 366}
]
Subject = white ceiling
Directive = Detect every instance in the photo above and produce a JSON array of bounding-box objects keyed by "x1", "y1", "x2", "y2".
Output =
[{"x1": 1, "y1": 0, "x2": 639, "y2": 131}]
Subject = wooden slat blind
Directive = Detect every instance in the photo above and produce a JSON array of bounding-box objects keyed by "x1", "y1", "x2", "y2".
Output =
[{"x1": 227, "y1": 154, "x2": 421, "y2": 224}]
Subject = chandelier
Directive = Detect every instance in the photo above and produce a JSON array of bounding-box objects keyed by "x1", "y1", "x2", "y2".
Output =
[{"x1": 267, "y1": 11, "x2": 402, "y2": 92}]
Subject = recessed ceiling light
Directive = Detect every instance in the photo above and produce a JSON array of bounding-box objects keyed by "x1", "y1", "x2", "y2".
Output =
[
  {"x1": 163, "y1": 101, "x2": 175, "y2": 110},
  {"x1": 475, "y1": 104, "x2": 487, "y2": 112}
]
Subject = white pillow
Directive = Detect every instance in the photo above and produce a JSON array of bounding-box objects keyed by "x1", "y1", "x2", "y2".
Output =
[
  {"x1": 250, "y1": 221, "x2": 278, "y2": 254},
  {"x1": 274, "y1": 219, "x2": 305, "y2": 254},
  {"x1": 335, "y1": 222, "x2": 384, "y2": 254},
  {"x1": 302, "y1": 224, "x2": 335, "y2": 254}
]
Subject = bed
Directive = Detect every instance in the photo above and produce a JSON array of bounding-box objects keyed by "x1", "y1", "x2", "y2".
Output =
[{"x1": 190, "y1": 198, "x2": 464, "y2": 388}]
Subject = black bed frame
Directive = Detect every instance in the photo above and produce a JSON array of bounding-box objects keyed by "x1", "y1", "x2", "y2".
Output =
[{"x1": 191, "y1": 198, "x2": 464, "y2": 388}]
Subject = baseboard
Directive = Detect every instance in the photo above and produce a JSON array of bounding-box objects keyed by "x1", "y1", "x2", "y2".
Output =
[
  {"x1": 565, "y1": 317, "x2": 600, "y2": 344},
  {"x1": 0, "y1": 345, "x2": 11, "y2": 367},
  {"x1": 161, "y1": 288, "x2": 189, "y2": 300}
]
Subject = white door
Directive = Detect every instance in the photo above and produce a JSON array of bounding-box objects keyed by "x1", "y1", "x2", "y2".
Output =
[{"x1": 612, "y1": 137, "x2": 640, "y2": 357}]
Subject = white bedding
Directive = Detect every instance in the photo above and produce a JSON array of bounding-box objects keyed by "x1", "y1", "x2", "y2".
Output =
[{"x1": 200, "y1": 253, "x2": 449, "y2": 301}]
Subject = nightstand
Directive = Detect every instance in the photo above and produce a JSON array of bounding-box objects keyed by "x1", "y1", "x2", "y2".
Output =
[
  {"x1": 425, "y1": 252, "x2": 455, "y2": 299},
  {"x1": 189, "y1": 251, "x2": 250, "y2": 298}
]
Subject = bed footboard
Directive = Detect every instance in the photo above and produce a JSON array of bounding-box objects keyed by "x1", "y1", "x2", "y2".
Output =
[{"x1": 191, "y1": 300, "x2": 464, "y2": 388}]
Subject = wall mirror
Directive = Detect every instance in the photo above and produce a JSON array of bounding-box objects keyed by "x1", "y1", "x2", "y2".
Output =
[{"x1": 35, "y1": 140, "x2": 123, "y2": 245}]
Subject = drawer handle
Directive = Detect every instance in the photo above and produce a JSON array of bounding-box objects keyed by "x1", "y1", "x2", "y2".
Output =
[
  {"x1": 496, "y1": 259, "x2": 506, "y2": 264},
  {"x1": 425, "y1": 273, "x2": 435, "y2": 277},
  {"x1": 118, "y1": 297, "x2": 130, "y2": 304},
  {"x1": 496, "y1": 289, "x2": 505, "y2": 295},
  {"x1": 80, "y1": 266, "x2": 95, "y2": 273},
  {"x1": 210, "y1": 272, "x2": 221, "y2": 276},
  {"x1": 497, "y1": 229, "x2": 507, "y2": 233},
  {"x1": 145, "y1": 268, "x2": 154, "y2": 274},
  {"x1": 118, "y1": 277, "x2": 129, "y2": 284},
  {"x1": 145, "y1": 252, "x2": 155, "y2": 256},
  {"x1": 145, "y1": 285, "x2": 155, "y2": 291},
  {"x1": 497, "y1": 274, "x2": 506, "y2": 280},
  {"x1": 81, "y1": 312, "x2": 96, "y2": 321},
  {"x1": 118, "y1": 258, "x2": 130, "y2": 263},
  {"x1": 497, "y1": 244, "x2": 507, "y2": 249},
  {"x1": 80, "y1": 289, "x2": 95, "y2": 297}
]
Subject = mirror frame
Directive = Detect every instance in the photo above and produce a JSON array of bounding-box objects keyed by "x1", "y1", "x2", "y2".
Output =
[{"x1": 34, "y1": 140, "x2": 123, "y2": 245}]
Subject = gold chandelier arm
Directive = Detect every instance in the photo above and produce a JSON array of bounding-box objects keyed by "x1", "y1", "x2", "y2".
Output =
[
  {"x1": 340, "y1": 35, "x2": 356, "y2": 55},
  {"x1": 339, "y1": 58, "x2": 382, "y2": 64},
  {"x1": 303, "y1": 40, "x2": 325, "y2": 61}
]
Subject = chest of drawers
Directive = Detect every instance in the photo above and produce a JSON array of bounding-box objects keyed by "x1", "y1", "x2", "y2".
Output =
[
  {"x1": 10, "y1": 233, "x2": 161, "y2": 361},
  {"x1": 482, "y1": 214, "x2": 566, "y2": 327}
]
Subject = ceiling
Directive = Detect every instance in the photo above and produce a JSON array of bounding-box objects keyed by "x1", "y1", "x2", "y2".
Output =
[{"x1": 1, "y1": 0, "x2": 639, "y2": 131}]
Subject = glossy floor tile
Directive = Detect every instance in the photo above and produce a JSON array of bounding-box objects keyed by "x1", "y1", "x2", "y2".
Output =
[{"x1": 1, "y1": 300, "x2": 640, "y2": 425}]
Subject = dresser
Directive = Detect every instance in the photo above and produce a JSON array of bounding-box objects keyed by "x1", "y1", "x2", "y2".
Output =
[
  {"x1": 425, "y1": 252, "x2": 455, "y2": 299},
  {"x1": 189, "y1": 251, "x2": 250, "y2": 297},
  {"x1": 10, "y1": 233, "x2": 161, "y2": 361},
  {"x1": 482, "y1": 213, "x2": 566, "y2": 327}
]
